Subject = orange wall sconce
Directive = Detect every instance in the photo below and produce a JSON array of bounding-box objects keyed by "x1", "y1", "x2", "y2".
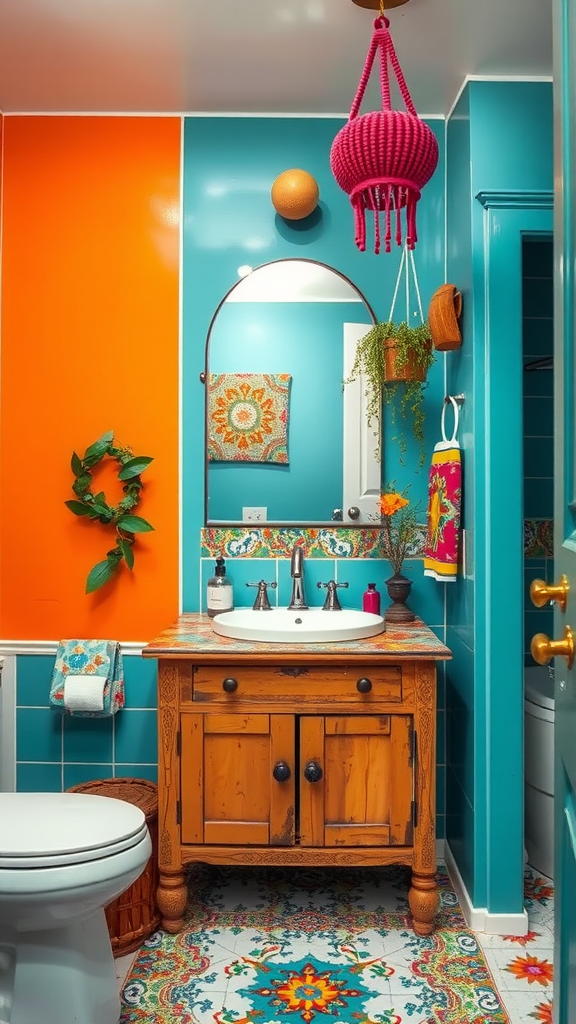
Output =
[{"x1": 271, "y1": 168, "x2": 319, "y2": 220}]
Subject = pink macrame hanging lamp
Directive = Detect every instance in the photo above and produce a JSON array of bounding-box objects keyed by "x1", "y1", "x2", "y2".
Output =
[{"x1": 330, "y1": 14, "x2": 439, "y2": 254}]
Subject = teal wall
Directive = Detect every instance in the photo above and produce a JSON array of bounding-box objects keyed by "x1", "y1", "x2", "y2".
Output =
[
  {"x1": 182, "y1": 115, "x2": 446, "y2": 612},
  {"x1": 446, "y1": 81, "x2": 553, "y2": 914}
]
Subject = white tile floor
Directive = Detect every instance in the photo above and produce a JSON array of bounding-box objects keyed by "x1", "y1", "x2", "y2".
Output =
[{"x1": 116, "y1": 865, "x2": 555, "y2": 1023}]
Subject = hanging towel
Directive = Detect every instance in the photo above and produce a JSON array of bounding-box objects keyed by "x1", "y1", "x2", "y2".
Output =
[
  {"x1": 49, "y1": 640, "x2": 125, "y2": 717},
  {"x1": 424, "y1": 397, "x2": 462, "y2": 582}
]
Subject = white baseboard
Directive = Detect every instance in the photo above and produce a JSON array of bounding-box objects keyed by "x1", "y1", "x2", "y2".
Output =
[{"x1": 444, "y1": 841, "x2": 529, "y2": 935}]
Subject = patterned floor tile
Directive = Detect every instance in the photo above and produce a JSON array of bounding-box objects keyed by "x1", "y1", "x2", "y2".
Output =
[{"x1": 119, "y1": 863, "x2": 554, "y2": 1024}]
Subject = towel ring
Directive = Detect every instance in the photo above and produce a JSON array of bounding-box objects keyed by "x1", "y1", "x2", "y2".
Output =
[{"x1": 441, "y1": 396, "x2": 460, "y2": 444}]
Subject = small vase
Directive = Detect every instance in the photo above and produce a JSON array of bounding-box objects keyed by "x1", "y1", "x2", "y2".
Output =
[{"x1": 384, "y1": 573, "x2": 416, "y2": 624}]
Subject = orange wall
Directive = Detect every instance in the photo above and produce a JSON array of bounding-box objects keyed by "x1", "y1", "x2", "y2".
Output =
[{"x1": 0, "y1": 116, "x2": 181, "y2": 641}]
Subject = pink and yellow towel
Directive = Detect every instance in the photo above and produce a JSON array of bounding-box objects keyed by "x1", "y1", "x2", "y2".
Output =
[
  {"x1": 424, "y1": 441, "x2": 462, "y2": 582},
  {"x1": 208, "y1": 372, "x2": 291, "y2": 463}
]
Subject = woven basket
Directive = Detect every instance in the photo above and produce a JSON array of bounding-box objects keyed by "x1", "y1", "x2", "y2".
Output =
[{"x1": 67, "y1": 777, "x2": 160, "y2": 957}]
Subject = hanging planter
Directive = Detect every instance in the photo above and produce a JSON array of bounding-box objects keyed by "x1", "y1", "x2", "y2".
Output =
[
  {"x1": 330, "y1": 15, "x2": 439, "y2": 254},
  {"x1": 384, "y1": 331, "x2": 431, "y2": 383},
  {"x1": 343, "y1": 245, "x2": 434, "y2": 465}
]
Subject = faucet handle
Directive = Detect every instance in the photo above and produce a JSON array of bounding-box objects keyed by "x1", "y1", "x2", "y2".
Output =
[
  {"x1": 246, "y1": 580, "x2": 277, "y2": 611},
  {"x1": 317, "y1": 580, "x2": 349, "y2": 611}
]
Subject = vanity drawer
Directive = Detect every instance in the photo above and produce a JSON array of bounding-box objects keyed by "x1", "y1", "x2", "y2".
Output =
[{"x1": 191, "y1": 664, "x2": 403, "y2": 707}]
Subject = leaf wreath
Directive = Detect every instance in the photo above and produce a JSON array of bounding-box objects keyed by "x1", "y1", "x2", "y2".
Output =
[{"x1": 65, "y1": 430, "x2": 154, "y2": 594}]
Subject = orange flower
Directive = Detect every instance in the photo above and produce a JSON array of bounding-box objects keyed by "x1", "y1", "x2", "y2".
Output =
[
  {"x1": 503, "y1": 930, "x2": 540, "y2": 946},
  {"x1": 380, "y1": 492, "x2": 409, "y2": 517},
  {"x1": 531, "y1": 1000, "x2": 553, "y2": 1023},
  {"x1": 507, "y1": 954, "x2": 554, "y2": 986}
]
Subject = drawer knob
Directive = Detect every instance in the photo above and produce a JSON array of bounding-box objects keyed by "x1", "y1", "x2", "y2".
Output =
[
  {"x1": 356, "y1": 677, "x2": 372, "y2": 693},
  {"x1": 304, "y1": 761, "x2": 323, "y2": 783},
  {"x1": 222, "y1": 677, "x2": 238, "y2": 693},
  {"x1": 272, "y1": 761, "x2": 291, "y2": 782}
]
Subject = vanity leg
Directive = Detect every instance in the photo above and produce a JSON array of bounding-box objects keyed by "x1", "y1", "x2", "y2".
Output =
[
  {"x1": 157, "y1": 869, "x2": 187, "y2": 933},
  {"x1": 409, "y1": 870, "x2": 439, "y2": 936}
]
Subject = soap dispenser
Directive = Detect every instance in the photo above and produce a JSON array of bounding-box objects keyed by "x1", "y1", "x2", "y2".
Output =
[{"x1": 207, "y1": 556, "x2": 234, "y2": 617}]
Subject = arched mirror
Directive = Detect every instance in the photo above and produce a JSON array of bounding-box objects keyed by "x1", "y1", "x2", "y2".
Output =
[{"x1": 204, "y1": 258, "x2": 381, "y2": 526}]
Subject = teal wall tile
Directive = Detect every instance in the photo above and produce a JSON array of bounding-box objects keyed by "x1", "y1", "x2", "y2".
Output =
[
  {"x1": 446, "y1": 765, "x2": 475, "y2": 900},
  {"x1": 17, "y1": 763, "x2": 62, "y2": 792},
  {"x1": 114, "y1": 764, "x2": 158, "y2": 783},
  {"x1": 114, "y1": 710, "x2": 158, "y2": 765},
  {"x1": 523, "y1": 365, "x2": 555, "y2": 398},
  {"x1": 63, "y1": 715, "x2": 113, "y2": 764},
  {"x1": 16, "y1": 654, "x2": 56, "y2": 707},
  {"x1": 436, "y1": 814, "x2": 445, "y2": 842},
  {"x1": 124, "y1": 657, "x2": 158, "y2": 709},
  {"x1": 524, "y1": 477, "x2": 554, "y2": 520},
  {"x1": 436, "y1": 709, "x2": 445, "y2": 765},
  {"x1": 400, "y1": 564, "x2": 446, "y2": 628},
  {"x1": 436, "y1": 765, "x2": 446, "y2": 816},
  {"x1": 522, "y1": 277, "x2": 553, "y2": 318},
  {"x1": 333, "y1": 558, "x2": 387, "y2": 612},
  {"x1": 522, "y1": 319, "x2": 554, "y2": 359},
  {"x1": 523, "y1": 395, "x2": 554, "y2": 436},
  {"x1": 63, "y1": 764, "x2": 114, "y2": 790},
  {"x1": 17, "y1": 708, "x2": 62, "y2": 762},
  {"x1": 523, "y1": 436, "x2": 554, "y2": 477}
]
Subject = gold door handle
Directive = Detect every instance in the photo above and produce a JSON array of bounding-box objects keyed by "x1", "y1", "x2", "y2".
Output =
[
  {"x1": 530, "y1": 575, "x2": 569, "y2": 613},
  {"x1": 531, "y1": 625, "x2": 575, "y2": 669}
]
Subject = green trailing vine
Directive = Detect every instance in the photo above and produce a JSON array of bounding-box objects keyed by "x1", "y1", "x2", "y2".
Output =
[
  {"x1": 344, "y1": 319, "x2": 434, "y2": 466},
  {"x1": 65, "y1": 430, "x2": 154, "y2": 594}
]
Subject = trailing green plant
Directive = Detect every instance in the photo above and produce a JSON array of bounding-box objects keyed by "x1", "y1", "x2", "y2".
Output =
[
  {"x1": 65, "y1": 430, "x2": 154, "y2": 594},
  {"x1": 344, "y1": 319, "x2": 434, "y2": 466}
]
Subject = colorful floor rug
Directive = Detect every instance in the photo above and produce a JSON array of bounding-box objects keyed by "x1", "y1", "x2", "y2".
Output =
[{"x1": 120, "y1": 864, "x2": 512, "y2": 1024}]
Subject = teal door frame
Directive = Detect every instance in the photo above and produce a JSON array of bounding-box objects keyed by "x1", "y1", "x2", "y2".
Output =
[{"x1": 475, "y1": 189, "x2": 553, "y2": 915}]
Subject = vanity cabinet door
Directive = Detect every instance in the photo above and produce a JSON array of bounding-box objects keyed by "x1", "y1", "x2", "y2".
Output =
[
  {"x1": 180, "y1": 713, "x2": 295, "y2": 847},
  {"x1": 299, "y1": 715, "x2": 414, "y2": 848}
]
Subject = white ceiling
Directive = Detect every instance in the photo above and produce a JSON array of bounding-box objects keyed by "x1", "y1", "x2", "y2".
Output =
[{"x1": 0, "y1": 0, "x2": 553, "y2": 117}]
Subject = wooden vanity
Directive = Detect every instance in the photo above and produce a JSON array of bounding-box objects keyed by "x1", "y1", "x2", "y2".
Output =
[{"x1": 143, "y1": 613, "x2": 451, "y2": 936}]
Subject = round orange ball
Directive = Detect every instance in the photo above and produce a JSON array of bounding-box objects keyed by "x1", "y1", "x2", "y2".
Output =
[{"x1": 271, "y1": 169, "x2": 319, "y2": 220}]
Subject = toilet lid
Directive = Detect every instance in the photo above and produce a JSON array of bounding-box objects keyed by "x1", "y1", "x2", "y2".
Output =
[
  {"x1": 525, "y1": 671, "x2": 555, "y2": 711},
  {"x1": 0, "y1": 793, "x2": 147, "y2": 867}
]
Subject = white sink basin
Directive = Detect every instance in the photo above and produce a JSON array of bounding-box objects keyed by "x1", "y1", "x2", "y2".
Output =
[{"x1": 211, "y1": 608, "x2": 385, "y2": 644}]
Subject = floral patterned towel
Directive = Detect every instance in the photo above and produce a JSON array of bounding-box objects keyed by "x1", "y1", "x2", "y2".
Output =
[
  {"x1": 424, "y1": 441, "x2": 462, "y2": 582},
  {"x1": 49, "y1": 639, "x2": 125, "y2": 717},
  {"x1": 207, "y1": 372, "x2": 291, "y2": 463}
]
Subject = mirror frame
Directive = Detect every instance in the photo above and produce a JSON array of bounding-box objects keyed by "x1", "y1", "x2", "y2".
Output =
[{"x1": 202, "y1": 258, "x2": 377, "y2": 528}]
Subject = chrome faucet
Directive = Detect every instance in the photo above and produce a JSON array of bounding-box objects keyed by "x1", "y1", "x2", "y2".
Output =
[{"x1": 288, "y1": 544, "x2": 308, "y2": 609}]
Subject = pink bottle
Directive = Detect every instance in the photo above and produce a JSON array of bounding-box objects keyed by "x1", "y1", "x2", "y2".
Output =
[{"x1": 363, "y1": 582, "x2": 381, "y2": 614}]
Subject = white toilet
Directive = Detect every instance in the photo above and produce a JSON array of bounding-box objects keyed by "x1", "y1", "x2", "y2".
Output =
[
  {"x1": 0, "y1": 792, "x2": 152, "y2": 1024},
  {"x1": 524, "y1": 665, "x2": 555, "y2": 879}
]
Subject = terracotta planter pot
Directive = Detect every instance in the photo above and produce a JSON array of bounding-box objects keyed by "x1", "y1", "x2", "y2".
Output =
[
  {"x1": 428, "y1": 283, "x2": 463, "y2": 351},
  {"x1": 383, "y1": 336, "x2": 431, "y2": 383}
]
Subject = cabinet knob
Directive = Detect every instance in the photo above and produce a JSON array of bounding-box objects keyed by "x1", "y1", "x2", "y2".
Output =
[
  {"x1": 222, "y1": 677, "x2": 238, "y2": 693},
  {"x1": 272, "y1": 761, "x2": 291, "y2": 782},
  {"x1": 303, "y1": 761, "x2": 323, "y2": 783},
  {"x1": 356, "y1": 677, "x2": 372, "y2": 693}
]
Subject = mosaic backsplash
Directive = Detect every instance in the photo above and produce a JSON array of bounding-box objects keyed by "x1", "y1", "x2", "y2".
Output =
[
  {"x1": 201, "y1": 526, "x2": 427, "y2": 559},
  {"x1": 201, "y1": 522, "x2": 552, "y2": 560}
]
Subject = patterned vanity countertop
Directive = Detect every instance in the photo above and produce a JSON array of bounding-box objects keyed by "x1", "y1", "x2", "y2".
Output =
[{"x1": 142, "y1": 613, "x2": 452, "y2": 662}]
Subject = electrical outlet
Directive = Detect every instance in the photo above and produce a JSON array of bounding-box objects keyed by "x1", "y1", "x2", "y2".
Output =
[{"x1": 242, "y1": 507, "x2": 267, "y2": 523}]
